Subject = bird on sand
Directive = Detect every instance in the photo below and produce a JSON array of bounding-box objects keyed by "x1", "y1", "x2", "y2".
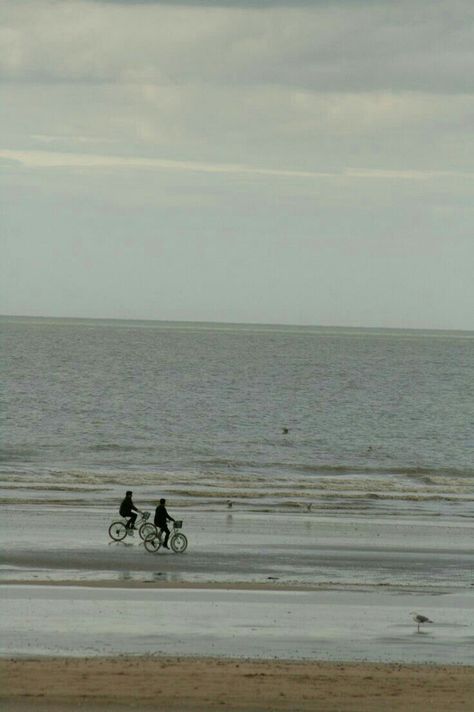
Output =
[{"x1": 412, "y1": 612, "x2": 433, "y2": 633}]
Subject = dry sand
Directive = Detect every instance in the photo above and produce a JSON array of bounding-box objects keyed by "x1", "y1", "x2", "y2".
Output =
[{"x1": 2, "y1": 656, "x2": 473, "y2": 712}]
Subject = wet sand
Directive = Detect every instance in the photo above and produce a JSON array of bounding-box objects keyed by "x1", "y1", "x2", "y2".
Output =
[
  {"x1": 2, "y1": 506, "x2": 473, "y2": 590},
  {"x1": 2, "y1": 507, "x2": 473, "y2": 709},
  {"x1": 2, "y1": 656, "x2": 473, "y2": 712},
  {"x1": 2, "y1": 583, "x2": 473, "y2": 665}
]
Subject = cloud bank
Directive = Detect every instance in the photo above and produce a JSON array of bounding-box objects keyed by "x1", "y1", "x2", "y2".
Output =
[{"x1": 1, "y1": 0, "x2": 473, "y2": 328}]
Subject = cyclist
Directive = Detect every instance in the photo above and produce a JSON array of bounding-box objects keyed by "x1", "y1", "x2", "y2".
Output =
[
  {"x1": 154, "y1": 498, "x2": 175, "y2": 549},
  {"x1": 119, "y1": 490, "x2": 142, "y2": 531}
]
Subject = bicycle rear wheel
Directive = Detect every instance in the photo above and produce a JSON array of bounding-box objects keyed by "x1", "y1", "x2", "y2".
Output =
[
  {"x1": 139, "y1": 522, "x2": 156, "y2": 540},
  {"x1": 108, "y1": 521, "x2": 127, "y2": 541},
  {"x1": 170, "y1": 532, "x2": 188, "y2": 553},
  {"x1": 144, "y1": 535, "x2": 162, "y2": 553}
]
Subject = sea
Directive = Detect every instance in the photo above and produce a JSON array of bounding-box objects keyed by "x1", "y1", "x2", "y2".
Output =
[{"x1": 1, "y1": 315, "x2": 473, "y2": 520}]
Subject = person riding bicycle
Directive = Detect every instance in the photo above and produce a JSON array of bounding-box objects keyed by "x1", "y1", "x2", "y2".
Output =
[
  {"x1": 119, "y1": 490, "x2": 142, "y2": 531},
  {"x1": 154, "y1": 498, "x2": 175, "y2": 549}
]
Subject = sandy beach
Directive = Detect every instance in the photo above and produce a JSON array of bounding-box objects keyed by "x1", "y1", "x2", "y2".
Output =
[
  {"x1": 2, "y1": 579, "x2": 474, "y2": 712},
  {"x1": 2, "y1": 656, "x2": 473, "y2": 712},
  {"x1": 2, "y1": 507, "x2": 473, "y2": 710}
]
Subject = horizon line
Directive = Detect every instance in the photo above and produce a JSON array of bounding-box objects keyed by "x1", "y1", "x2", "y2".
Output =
[{"x1": 1, "y1": 313, "x2": 472, "y2": 335}]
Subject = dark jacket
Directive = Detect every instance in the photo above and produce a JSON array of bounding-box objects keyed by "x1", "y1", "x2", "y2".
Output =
[
  {"x1": 119, "y1": 497, "x2": 137, "y2": 517},
  {"x1": 154, "y1": 504, "x2": 174, "y2": 527}
]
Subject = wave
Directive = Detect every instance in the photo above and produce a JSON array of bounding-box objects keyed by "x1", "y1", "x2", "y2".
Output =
[
  {"x1": 282, "y1": 463, "x2": 474, "y2": 478},
  {"x1": 88, "y1": 444, "x2": 159, "y2": 453},
  {"x1": 2, "y1": 463, "x2": 473, "y2": 487},
  {"x1": 196, "y1": 459, "x2": 474, "y2": 480},
  {"x1": 0, "y1": 446, "x2": 43, "y2": 462},
  {"x1": 2, "y1": 467, "x2": 473, "y2": 506}
]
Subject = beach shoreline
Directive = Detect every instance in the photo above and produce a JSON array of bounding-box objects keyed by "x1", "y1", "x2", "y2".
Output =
[
  {"x1": 2, "y1": 508, "x2": 474, "y2": 668},
  {"x1": 2, "y1": 578, "x2": 454, "y2": 592},
  {"x1": 2, "y1": 582, "x2": 473, "y2": 666},
  {"x1": 2, "y1": 656, "x2": 473, "y2": 712}
]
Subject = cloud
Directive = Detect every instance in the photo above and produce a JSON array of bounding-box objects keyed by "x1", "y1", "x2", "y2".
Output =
[
  {"x1": 2, "y1": 78, "x2": 473, "y2": 179},
  {"x1": 1, "y1": 0, "x2": 473, "y2": 328},
  {"x1": 1, "y1": 1, "x2": 472, "y2": 179},
  {"x1": 84, "y1": 1, "x2": 373, "y2": 6},
  {"x1": 2, "y1": 148, "x2": 472, "y2": 184},
  {"x1": 1, "y1": 1, "x2": 472, "y2": 93},
  {"x1": 0, "y1": 147, "x2": 329, "y2": 177}
]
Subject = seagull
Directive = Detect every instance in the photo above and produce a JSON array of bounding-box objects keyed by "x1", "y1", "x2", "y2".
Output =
[
  {"x1": 306, "y1": 502, "x2": 312, "y2": 512},
  {"x1": 226, "y1": 499, "x2": 233, "y2": 509},
  {"x1": 412, "y1": 612, "x2": 433, "y2": 633}
]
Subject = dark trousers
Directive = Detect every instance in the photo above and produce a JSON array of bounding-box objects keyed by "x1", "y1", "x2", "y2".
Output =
[
  {"x1": 158, "y1": 523, "x2": 170, "y2": 545},
  {"x1": 125, "y1": 512, "x2": 137, "y2": 529}
]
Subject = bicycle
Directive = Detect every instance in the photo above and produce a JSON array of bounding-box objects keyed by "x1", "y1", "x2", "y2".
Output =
[
  {"x1": 144, "y1": 520, "x2": 188, "y2": 554},
  {"x1": 108, "y1": 511, "x2": 156, "y2": 542}
]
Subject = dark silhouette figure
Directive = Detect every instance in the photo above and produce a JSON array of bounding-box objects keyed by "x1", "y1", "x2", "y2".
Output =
[
  {"x1": 119, "y1": 491, "x2": 141, "y2": 530},
  {"x1": 154, "y1": 498, "x2": 175, "y2": 549}
]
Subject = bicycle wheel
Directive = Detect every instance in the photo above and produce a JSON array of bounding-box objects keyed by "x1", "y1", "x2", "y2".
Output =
[
  {"x1": 139, "y1": 522, "x2": 157, "y2": 541},
  {"x1": 144, "y1": 535, "x2": 162, "y2": 553},
  {"x1": 170, "y1": 532, "x2": 188, "y2": 553},
  {"x1": 108, "y1": 521, "x2": 127, "y2": 541}
]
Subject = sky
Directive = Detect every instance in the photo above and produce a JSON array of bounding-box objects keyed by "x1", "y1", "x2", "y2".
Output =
[{"x1": 1, "y1": 0, "x2": 473, "y2": 330}]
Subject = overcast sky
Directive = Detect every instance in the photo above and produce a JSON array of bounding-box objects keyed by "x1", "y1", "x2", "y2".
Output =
[{"x1": 1, "y1": 0, "x2": 473, "y2": 329}]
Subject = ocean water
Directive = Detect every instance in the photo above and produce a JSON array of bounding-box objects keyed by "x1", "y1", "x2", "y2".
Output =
[{"x1": 1, "y1": 316, "x2": 473, "y2": 518}]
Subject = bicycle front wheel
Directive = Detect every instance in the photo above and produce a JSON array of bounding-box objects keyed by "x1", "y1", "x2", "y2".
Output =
[
  {"x1": 144, "y1": 535, "x2": 162, "y2": 553},
  {"x1": 109, "y1": 521, "x2": 127, "y2": 541},
  {"x1": 139, "y1": 522, "x2": 157, "y2": 541},
  {"x1": 170, "y1": 532, "x2": 188, "y2": 553}
]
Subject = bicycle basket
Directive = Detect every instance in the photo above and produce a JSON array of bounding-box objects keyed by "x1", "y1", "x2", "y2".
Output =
[
  {"x1": 142, "y1": 512, "x2": 150, "y2": 520},
  {"x1": 174, "y1": 520, "x2": 183, "y2": 529}
]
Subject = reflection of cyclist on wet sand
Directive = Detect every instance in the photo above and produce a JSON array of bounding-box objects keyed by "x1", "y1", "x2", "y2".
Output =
[
  {"x1": 154, "y1": 498, "x2": 175, "y2": 549},
  {"x1": 119, "y1": 490, "x2": 142, "y2": 531}
]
